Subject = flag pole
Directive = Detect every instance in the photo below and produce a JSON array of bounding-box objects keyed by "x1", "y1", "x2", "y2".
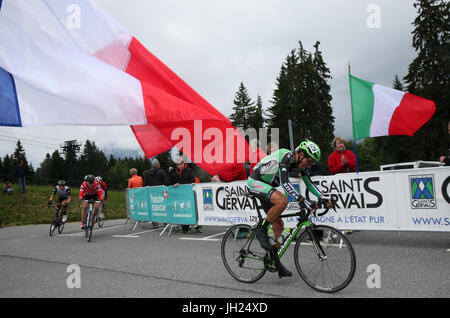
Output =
[{"x1": 348, "y1": 62, "x2": 359, "y2": 173}]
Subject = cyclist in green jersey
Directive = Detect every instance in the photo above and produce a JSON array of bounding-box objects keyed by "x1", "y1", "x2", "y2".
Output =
[{"x1": 247, "y1": 140, "x2": 331, "y2": 278}]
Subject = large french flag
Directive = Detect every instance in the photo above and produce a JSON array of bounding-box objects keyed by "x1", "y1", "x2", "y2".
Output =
[{"x1": 0, "y1": 0, "x2": 249, "y2": 175}]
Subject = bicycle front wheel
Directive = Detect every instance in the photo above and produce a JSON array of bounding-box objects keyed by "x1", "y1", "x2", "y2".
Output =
[
  {"x1": 294, "y1": 225, "x2": 356, "y2": 293},
  {"x1": 221, "y1": 224, "x2": 266, "y2": 283},
  {"x1": 85, "y1": 209, "x2": 93, "y2": 242}
]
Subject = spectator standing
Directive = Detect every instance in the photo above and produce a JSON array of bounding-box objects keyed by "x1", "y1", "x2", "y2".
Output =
[
  {"x1": 14, "y1": 160, "x2": 26, "y2": 194},
  {"x1": 143, "y1": 158, "x2": 169, "y2": 187},
  {"x1": 128, "y1": 168, "x2": 143, "y2": 189},
  {"x1": 328, "y1": 137, "x2": 356, "y2": 234},
  {"x1": 143, "y1": 158, "x2": 169, "y2": 228},
  {"x1": 169, "y1": 158, "x2": 195, "y2": 186},
  {"x1": 328, "y1": 137, "x2": 356, "y2": 175},
  {"x1": 168, "y1": 157, "x2": 196, "y2": 233}
]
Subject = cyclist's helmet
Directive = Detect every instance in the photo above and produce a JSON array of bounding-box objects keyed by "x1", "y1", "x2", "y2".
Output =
[
  {"x1": 295, "y1": 139, "x2": 321, "y2": 161},
  {"x1": 84, "y1": 174, "x2": 95, "y2": 184},
  {"x1": 57, "y1": 180, "x2": 66, "y2": 186},
  {"x1": 95, "y1": 176, "x2": 102, "y2": 183}
]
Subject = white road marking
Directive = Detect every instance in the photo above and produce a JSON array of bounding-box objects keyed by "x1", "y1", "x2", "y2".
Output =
[
  {"x1": 179, "y1": 238, "x2": 222, "y2": 241},
  {"x1": 112, "y1": 228, "x2": 161, "y2": 238},
  {"x1": 179, "y1": 232, "x2": 226, "y2": 241},
  {"x1": 58, "y1": 224, "x2": 126, "y2": 237}
]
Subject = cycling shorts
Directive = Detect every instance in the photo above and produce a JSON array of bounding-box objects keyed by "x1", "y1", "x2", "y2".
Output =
[
  {"x1": 246, "y1": 178, "x2": 276, "y2": 213},
  {"x1": 57, "y1": 197, "x2": 69, "y2": 204},
  {"x1": 83, "y1": 194, "x2": 99, "y2": 201}
]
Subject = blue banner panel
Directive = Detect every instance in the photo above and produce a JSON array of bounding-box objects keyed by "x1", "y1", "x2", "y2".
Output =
[
  {"x1": 128, "y1": 187, "x2": 151, "y2": 221},
  {"x1": 127, "y1": 185, "x2": 197, "y2": 225},
  {"x1": 149, "y1": 185, "x2": 197, "y2": 225},
  {"x1": 0, "y1": 66, "x2": 22, "y2": 126}
]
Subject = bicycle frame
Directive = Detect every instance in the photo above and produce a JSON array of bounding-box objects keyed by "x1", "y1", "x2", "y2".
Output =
[
  {"x1": 51, "y1": 203, "x2": 63, "y2": 223},
  {"x1": 276, "y1": 215, "x2": 311, "y2": 259},
  {"x1": 249, "y1": 195, "x2": 333, "y2": 261},
  {"x1": 85, "y1": 200, "x2": 97, "y2": 225}
]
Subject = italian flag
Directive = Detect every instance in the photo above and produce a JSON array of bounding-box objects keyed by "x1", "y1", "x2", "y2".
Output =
[{"x1": 349, "y1": 74, "x2": 436, "y2": 140}]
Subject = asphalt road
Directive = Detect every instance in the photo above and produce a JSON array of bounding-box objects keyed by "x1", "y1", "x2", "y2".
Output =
[{"x1": 0, "y1": 219, "x2": 448, "y2": 299}]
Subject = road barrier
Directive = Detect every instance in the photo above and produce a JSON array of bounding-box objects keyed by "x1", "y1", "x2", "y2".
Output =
[
  {"x1": 126, "y1": 167, "x2": 450, "y2": 232},
  {"x1": 127, "y1": 184, "x2": 197, "y2": 226}
]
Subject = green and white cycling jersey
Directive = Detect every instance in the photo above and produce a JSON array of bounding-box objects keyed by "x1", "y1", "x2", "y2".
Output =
[{"x1": 247, "y1": 148, "x2": 322, "y2": 203}]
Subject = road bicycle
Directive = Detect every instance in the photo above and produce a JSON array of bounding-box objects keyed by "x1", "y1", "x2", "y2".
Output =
[
  {"x1": 84, "y1": 199, "x2": 100, "y2": 242},
  {"x1": 221, "y1": 195, "x2": 356, "y2": 293},
  {"x1": 49, "y1": 202, "x2": 66, "y2": 237}
]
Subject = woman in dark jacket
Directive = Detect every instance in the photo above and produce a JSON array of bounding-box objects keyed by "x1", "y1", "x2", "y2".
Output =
[{"x1": 169, "y1": 158, "x2": 195, "y2": 185}]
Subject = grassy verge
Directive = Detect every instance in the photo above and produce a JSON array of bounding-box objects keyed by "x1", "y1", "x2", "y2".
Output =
[{"x1": 0, "y1": 184, "x2": 127, "y2": 227}]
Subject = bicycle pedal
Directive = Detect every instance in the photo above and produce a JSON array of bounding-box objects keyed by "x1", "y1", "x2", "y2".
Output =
[{"x1": 263, "y1": 256, "x2": 277, "y2": 272}]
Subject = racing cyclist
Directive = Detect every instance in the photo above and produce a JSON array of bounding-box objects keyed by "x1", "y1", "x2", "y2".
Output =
[
  {"x1": 48, "y1": 180, "x2": 71, "y2": 223},
  {"x1": 247, "y1": 140, "x2": 332, "y2": 278},
  {"x1": 79, "y1": 174, "x2": 104, "y2": 229},
  {"x1": 95, "y1": 176, "x2": 107, "y2": 219}
]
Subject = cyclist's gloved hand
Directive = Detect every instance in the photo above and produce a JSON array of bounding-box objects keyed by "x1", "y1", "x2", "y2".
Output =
[
  {"x1": 48, "y1": 200, "x2": 52, "y2": 207},
  {"x1": 299, "y1": 197, "x2": 314, "y2": 212},
  {"x1": 63, "y1": 203, "x2": 68, "y2": 208}
]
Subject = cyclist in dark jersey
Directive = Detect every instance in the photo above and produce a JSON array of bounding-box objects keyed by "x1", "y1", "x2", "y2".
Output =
[
  {"x1": 48, "y1": 180, "x2": 71, "y2": 223},
  {"x1": 247, "y1": 140, "x2": 331, "y2": 278}
]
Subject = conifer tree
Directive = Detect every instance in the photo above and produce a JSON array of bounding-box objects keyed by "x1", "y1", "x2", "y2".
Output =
[
  {"x1": 266, "y1": 41, "x2": 335, "y2": 161},
  {"x1": 403, "y1": 0, "x2": 450, "y2": 160},
  {"x1": 247, "y1": 95, "x2": 265, "y2": 131},
  {"x1": 229, "y1": 82, "x2": 254, "y2": 130}
]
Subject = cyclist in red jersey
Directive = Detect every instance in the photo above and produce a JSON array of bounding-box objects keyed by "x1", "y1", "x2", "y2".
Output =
[
  {"x1": 95, "y1": 176, "x2": 107, "y2": 219},
  {"x1": 79, "y1": 174, "x2": 104, "y2": 229}
]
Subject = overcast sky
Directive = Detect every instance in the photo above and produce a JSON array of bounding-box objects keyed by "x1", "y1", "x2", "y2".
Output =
[{"x1": 0, "y1": 0, "x2": 419, "y2": 167}]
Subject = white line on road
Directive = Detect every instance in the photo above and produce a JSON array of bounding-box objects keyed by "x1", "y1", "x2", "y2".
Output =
[
  {"x1": 59, "y1": 224, "x2": 126, "y2": 237},
  {"x1": 112, "y1": 228, "x2": 161, "y2": 238},
  {"x1": 179, "y1": 232, "x2": 226, "y2": 242}
]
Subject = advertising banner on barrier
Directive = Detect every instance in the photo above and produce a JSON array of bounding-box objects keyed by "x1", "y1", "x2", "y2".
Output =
[
  {"x1": 127, "y1": 185, "x2": 197, "y2": 225},
  {"x1": 194, "y1": 167, "x2": 450, "y2": 231},
  {"x1": 128, "y1": 187, "x2": 151, "y2": 221},
  {"x1": 149, "y1": 185, "x2": 197, "y2": 225}
]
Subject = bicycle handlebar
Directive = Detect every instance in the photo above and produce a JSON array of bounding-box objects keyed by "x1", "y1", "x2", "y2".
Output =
[
  {"x1": 244, "y1": 191, "x2": 337, "y2": 223},
  {"x1": 83, "y1": 199, "x2": 102, "y2": 203},
  {"x1": 312, "y1": 197, "x2": 337, "y2": 217}
]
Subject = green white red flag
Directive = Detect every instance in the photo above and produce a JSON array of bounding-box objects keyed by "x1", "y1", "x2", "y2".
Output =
[{"x1": 349, "y1": 73, "x2": 436, "y2": 140}]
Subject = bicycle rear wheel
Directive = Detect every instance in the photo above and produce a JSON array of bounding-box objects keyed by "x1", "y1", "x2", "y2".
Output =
[
  {"x1": 221, "y1": 224, "x2": 266, "y2": 283},
  {"x1": 57, "y1": 211, "x2": 65, "y2": 234},
  {"x1": 98, "y1": 205, "x2": 105, "y2": 228},
  {"x1": 49, "y1": 212, "x2": 58, "y2": 237},
  {"x1": 294, "y1": 225, "x2": 356, "y2": 293}
]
